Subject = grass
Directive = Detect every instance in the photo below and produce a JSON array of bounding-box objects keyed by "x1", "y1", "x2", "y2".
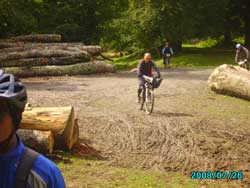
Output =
[
  {"x1": 111, "y1": 49, "x2": 235, "y2": 69},
  {"x1": 111, "y1": 53, "x2": 140, "y2": 70},
  {"x1": 170, "y1": 85, "x2": 250, "y2": 121},
  {"x1": 57, "y1": 155, "x2": 201, "y2": 188},
  {"x1": 157, "y1": 51, "x2": 234, "y2": 68},
  {"x1": 182, "y1": 38, "x2": 219, "y2": 48},
  {"x1": 57, "y1": 155, "x2": 243, "y2": 188}
]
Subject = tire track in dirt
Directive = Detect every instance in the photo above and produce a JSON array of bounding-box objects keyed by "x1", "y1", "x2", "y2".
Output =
[{"x1": 23, "y1": 68, "x2": 250, "y2": 187}]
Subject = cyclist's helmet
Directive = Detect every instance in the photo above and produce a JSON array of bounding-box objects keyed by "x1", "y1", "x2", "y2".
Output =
[
  {"x1": 236, "y1": 43, "x2": 242, "y2": 49},
  {"x1": 0, "y1": 70, "x2": 27, "y2": 129}
]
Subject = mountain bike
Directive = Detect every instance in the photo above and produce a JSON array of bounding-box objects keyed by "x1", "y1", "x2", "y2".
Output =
[
  {"x1": 139, "y1": 75, "x2": 162, "y2": 115},
  {"x1": 237, "y1": 59, "x2": 249, "y2": 70}
]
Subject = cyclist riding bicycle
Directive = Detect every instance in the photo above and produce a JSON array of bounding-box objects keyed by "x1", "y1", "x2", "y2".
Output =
[
  {"x1": 137, "y1": 53, "x2": 161, "y2": 103},
  {"x1": 162, "y1": 42, "x2": 174, "y2": 68},
  {"x1": 235, "y1": 43, "x2": 249, "y2": 70},
  {"x1": 0, "y1": 70, "x2": 65, "y2": 188}
]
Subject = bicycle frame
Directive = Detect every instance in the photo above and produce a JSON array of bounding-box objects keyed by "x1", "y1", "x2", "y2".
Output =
[{"x1": 140, "y1": 75, "x2": 155, "y2": 114}]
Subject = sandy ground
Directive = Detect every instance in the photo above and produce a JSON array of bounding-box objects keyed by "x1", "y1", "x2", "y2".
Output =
[{"x1": 22, "y1": 68, "x2": 250, "y2": 187}]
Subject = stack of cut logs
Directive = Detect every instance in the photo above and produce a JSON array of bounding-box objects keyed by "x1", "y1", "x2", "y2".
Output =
[
  {"x1": 0, "y1": 34, "x2": 115, "y2": 77},
  {"x1": 17, "y1": 105, "x2": 79, "y2": 154}
]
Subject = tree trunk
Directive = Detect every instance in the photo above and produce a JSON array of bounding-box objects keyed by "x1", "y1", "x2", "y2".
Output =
[
  {"x1": 0, "y1": 49, "x2": 89, "y2": 61},
  {"x1": 0, "y1": 43, "x2": 101, "y2": 53},
  {"x1": 243, "y1": 1, "x2": 250, "y2": 47},
  {"x1": 0, "y1": 56, "x2": 90, "y2": 67},
  {"x1": 223, "y1": 30, "x2": 232, "y2": 45},
  {"x1": 0, "y1": 47, "x2": 26, "y2": 53},
  {"x1": 9, "y1": 34, "x2": 62, "y2": 43},
  {"x1": 20, "y1": 106, "x2": 76, "y2": 150},
  {"x1": 222, "y1": 15, "x2": 233, "y2": 46},
  {"x1": 244, "y1": 16, "x2": 250, "y2": 47},
  {"x1": 3, "y1": 61, "x2": 116, "y2": 77},
  {"x1": 208, "y1": 64, "x2": 250, "y2": 100},
  {"x1": 0, "y1": 42, "x2": 23, "y2": 49},
  {"x1": 17, "y1": 130, "x2": 54, "y2": 154},
  {"x1": 173, "y1": 40, "x2": 182, "y2": 53}
]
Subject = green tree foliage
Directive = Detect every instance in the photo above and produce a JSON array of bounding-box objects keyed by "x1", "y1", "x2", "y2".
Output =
[
  {"x1": 228, "y1": 0, "x2": 250, "y2": 45},
  {"x1": 0, "y1": 0, "x2": 248, "y2": 49},
  {"x1": 0, "y1": 0, "x2": 128, "y2": 43},
  {"x1": 0, "y1": 0, "x2": 39, "y2": 38},
  {"x1": 101, "y1": 0, "x2": 230, "y2": 52}
]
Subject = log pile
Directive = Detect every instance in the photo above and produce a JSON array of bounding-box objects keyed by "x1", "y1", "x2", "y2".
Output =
[
  {"x1": 0, "y1": 34, "x2": 116, "y2": 77},
  {"x1": 0, "y1": 34, "x2": 62, "y2": 43},
  {"x1": 18, "y1": 106, "x2": 79, "y2": 154},
  {"x1": 208, "y1": 64, "x2": 250, "y2": 100}
]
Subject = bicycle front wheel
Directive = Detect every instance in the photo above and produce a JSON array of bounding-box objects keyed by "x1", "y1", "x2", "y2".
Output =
[
  {"x1": 145, "y1": 90, "x2": 154, "y2": 115},
  {"x1": 140, "y1": 90, "x2": 146, "y2": 110}
]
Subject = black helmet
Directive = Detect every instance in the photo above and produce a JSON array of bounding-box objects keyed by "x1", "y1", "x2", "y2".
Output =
[{"x1": 0, "y1": 70, "x2": 27, "y2": 111}]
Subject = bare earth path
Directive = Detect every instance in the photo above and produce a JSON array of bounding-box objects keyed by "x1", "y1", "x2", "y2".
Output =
[{"x1": 23, "y1": 68, "x2": 250, "y2": 187}]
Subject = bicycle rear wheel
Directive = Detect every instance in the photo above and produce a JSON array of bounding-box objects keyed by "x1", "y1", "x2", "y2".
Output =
[{"x1": 145, "y1": 90, "x2": 154, "y2": 115}]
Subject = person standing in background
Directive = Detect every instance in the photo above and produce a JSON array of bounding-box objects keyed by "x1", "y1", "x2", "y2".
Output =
[{"x1": 162, "y1": 42, "x2": 174, "y2": 68}]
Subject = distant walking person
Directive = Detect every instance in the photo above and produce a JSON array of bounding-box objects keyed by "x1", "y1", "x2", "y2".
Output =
[
  {"x1": 162, "y1": 42, "x2": 174, "y2": 68},
  {"x1": 235, "y1": 43, "x2": 249, "y2": 70}
]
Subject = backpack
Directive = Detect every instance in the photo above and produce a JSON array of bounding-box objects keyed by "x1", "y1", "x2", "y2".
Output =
[
  {"x1": 162, "y1": 47, "x2": 174, "y2": 56},
  {"x1": 15, "y1": 147, "x2": 39, "y2": 188}
]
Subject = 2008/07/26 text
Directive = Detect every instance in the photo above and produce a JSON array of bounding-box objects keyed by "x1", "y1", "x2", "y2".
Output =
[{"x1": 191, "y1": 171, "x2": 243, "y2": 180}]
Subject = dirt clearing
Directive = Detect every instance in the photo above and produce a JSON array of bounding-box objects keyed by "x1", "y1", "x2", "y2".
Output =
[{"x1": 23, "y1": 68, "x2": 250, "y2": 187}]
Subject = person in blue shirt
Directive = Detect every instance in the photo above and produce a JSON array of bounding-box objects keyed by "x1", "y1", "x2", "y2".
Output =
[
  {"x1": 162, "y1": 42, "x2": 174, "y2": 68},
  {"x1": 0, "y1": 70, "x2": 66, "y2": 188}
]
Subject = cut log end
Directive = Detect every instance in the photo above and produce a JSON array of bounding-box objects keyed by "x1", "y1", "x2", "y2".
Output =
[{"x1": 18, "y1": 130, "x2": 54, "y2": 154}]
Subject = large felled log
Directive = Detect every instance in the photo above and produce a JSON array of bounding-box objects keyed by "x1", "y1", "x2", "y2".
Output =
[
  {"x1": 0, "y1": 47, "x2": 25, "y2": 53},
  {"x1": 0, "y1": 56, "x2": 90, "y2": 67},
  {"x1": 208, "y1": 64, "x2": 250, "y2": 100},
  {"x1": 17, "y1": 130, "x2": 54, "y2": 154},
  {"x1": 0, "y1": 42, "x2": 23, "y2": 49},
  {"x1": 0, "y1": 42, "x2": 83, "y2": 49},
  {"x1": 9, "y1": 34, "x2": 62, "y2": 43},
  {"x1": 3, "y1": 61, "x2": 116, "y2": 77},
  {"x1": 21, "y1": 106, "x2": 76, "y2": 150},
  {"x1": 0, "y1": 44, "x2": 102, "y2": 55},
  {"x1": 0, "y1": 49, "x2": 88, "y2": 61},
  {"x1": 26, "y1": 43, "x2": 102, "y2": 54}
]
